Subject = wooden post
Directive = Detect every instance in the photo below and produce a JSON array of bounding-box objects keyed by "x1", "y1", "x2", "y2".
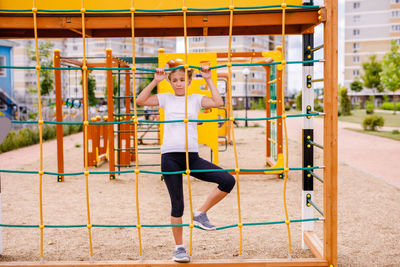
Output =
[
  {"x1": 323, "y1": 0, "x2": 338, "y2": 266},
  {"x1": 106, "y1": 49, "x2": 116, "y2": 180},
  {"x1": 87, "y1": 117, "x2": 97, "y2": 167},
  {"x1": 54, "y1": 49, "x2": 64, "y2": 182}
]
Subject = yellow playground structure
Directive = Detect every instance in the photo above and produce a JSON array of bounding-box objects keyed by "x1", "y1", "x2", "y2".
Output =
[{"x1": 0, "y1": 0, "x2": 338, "y2": 266}]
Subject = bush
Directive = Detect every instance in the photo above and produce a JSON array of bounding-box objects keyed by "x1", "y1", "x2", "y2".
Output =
[
  {"x1": 365, "y1": 95, "x2": 375, "y2": 114},
  {"x1": 250, "y1": 98, "x2": 267, "y2": 110},
  {"x1": 16, "y1": 128, "x2": 34, "y2": 147},
  {"x1": 0, "y1": 131, "x2": 17, "y2": 153},
  {"x1": 362, "y1": 115, "x2": 384, "y2": 131},
  {"x1": 366, "y1": 103, "x2": 374, "y2": 114},
  {"x1": 338, "y1": 110, "x2": 342, "y2": 117},
  {"x1": 29, "y1": 112, "x2": 37, "y2": 120},
  {"x1": 296, "y1": 91, "x2": 302, "y2": 111},
  {"x1": 0, "y1": 123, "x2": 83, "y2": 154},
  {"x1": 392, "y1": 129, "x2": 400, "y2": 134},
  {"x1": 314, "y1": 104, "x2": 324, "y2": 112},
  {"x1": 339, "y1": 87, "x2": 351, "y2": 116},
  {"x1": 381, "y1": 102, "x2": 400, "y2": 111},
  {"x1": 42, "y1": 125, "x2": 57, "y2": 141},
  {"x1": 314, "y1": 98, "x2": 323, "y2": 112},
  {"x1": 285, "y1": 104, "x2": 290, "y2": 111}
]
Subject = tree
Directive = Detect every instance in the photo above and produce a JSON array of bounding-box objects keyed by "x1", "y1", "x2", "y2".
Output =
[
  {"x1": 361, "y1": 54, "x2": 383, "y2": 92},
  {"x1": 339, "y1": 86, "x2": 351, "y2": 116},
  {"x1": 350, "y1": 79, "x2": 363, "y2": 92},
  {"x1": 80, "y1": 73, "x2": 98, "y2": 106},
  {"x1": 380, "y1": 40, "x2": 400, "y2": 114},
  {"x1": 87, "y1": 75, "x2": 98, "y2": 106},
  {"x1": 27, "y1": 41, "x2": 54, "y2": 96}
]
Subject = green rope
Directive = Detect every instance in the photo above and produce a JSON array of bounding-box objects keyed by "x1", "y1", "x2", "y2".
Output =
[
  {"x1": 37, "y1": 9, "x2": 80, "y2": 12},
  {"x1": 11, "y1": 113, "x2": 321, "y2": 126},
  {"x1": 0, "y1": 9, "x2": 32, "y2": 12},
  {"x1": 0, "y1": 5, "x2": 319, "y2": 13},
  {"x1": 0, "y1": 170, "x2": 38, "y2": 174},
  {"x1": 0, "y1": 218, "x2": 319, "y2": 229},
  {"x1": 86, "y1": 9, "x2": 130, "y2": 13},
  {"x1": 234, "y1": 5, "x2": 280, "y2": 10},
  {"x1": 0, "y1": 166, "x2": 321, "y2": 177},
  {"x1": 187, "y1": 7, "x2": 230, "y2": 11},
  {"x1": 0, "y1": 60, "x2": 322, "y2": 72}
]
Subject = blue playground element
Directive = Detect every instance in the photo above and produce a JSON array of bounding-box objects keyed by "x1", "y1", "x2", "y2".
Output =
[{"x1": 0, "y1": 40, "x2": 27, "y2": 120}]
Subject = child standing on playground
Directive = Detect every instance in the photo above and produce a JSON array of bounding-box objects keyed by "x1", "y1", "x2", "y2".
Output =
[{"x1": 136, "y1": 60, "x2": 235, "y2": 263}]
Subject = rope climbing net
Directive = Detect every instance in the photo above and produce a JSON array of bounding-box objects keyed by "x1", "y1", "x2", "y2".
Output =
[{"x1": 0, "y1": 0, "x2": 328, "y2": 262}]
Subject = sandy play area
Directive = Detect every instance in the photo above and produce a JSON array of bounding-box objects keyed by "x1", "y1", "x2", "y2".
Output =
[{"x1": 0, "y1": 122, "x2": 399, "y2": 266}]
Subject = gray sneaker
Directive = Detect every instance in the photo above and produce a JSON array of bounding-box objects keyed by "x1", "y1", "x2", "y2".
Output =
[
  {"x1": 173, "y1": 247, "x2": 190, "y2": 263},
  {"x1": 193, "y1": 212, "x2": 216, "y2": 231}
]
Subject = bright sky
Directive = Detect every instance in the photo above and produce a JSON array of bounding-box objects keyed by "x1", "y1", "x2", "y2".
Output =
[{"x1": 176, "y1": 0, "x2": 345, "y2": 95}]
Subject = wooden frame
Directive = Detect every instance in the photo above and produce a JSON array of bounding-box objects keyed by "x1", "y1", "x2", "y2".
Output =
[
  {"x1": 53, "y1": 50, "x2": 64, "y2": 182},
  {"x1": 0, "y1": 1, "x2": 337, "y2": 266},
  {"x1": 0, "y1": 9, "x2": 321, "y2": 38}
]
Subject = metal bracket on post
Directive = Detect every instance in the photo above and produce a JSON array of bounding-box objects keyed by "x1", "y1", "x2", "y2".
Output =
[{"x1": 302, "y1": 32, "x2": 315, "y2": 249}]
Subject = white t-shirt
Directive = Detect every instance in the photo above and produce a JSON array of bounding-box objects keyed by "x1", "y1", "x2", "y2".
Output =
[{"x1": 157, "y1": 93, "x2": 204, "y2": 154}]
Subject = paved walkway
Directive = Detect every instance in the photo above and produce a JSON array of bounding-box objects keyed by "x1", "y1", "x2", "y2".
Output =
[{"x1": 234, "y1": 110, "x2": 400, "y2": 188}]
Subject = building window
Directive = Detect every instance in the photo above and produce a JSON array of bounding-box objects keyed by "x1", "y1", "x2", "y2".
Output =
[
  {"x1": 353, "y1": 43, "x2": 360, "y2": 49},
  {"x1": 392, "y1": 25, "x2": 400, "y2": 32},
  {"x1": 73, "y1": 46, "x2": 78, "y2": 51},
  {"x1": 392, "y1": 0, "x2": 400, "y2": 4},
  {"x1": 232, "y1": 73, "x2": 236, "y2": 78},
  {"x1": 353, "y1": 2, "x2": 360, "y2": 9},
  {"x1": 353, "y1": 29, "x2": 360, "y2": 36},
  {"x1": 0, "y1": 56, "x2": 6, "y2": 77},
  {"x1": 353, "y1": 15, "x2": 360, "y2": 23},
  {"x1": 353, "y1": 69, "x2": 360, "y2": 77},
  {"x1": 392, "y1": 10, "x2": 400, "y2": 17},
  {"x1": 353, "y1": 56, "x2": 360, "y2": 63}
]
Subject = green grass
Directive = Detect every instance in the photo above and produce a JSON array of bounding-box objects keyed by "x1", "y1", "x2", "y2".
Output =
[
  {"x1": 345, "y1": 128, "x2": 400, "y2": 141},
  {"x1": 339, "y1": 110, "x2": 400, "y2": 127}
]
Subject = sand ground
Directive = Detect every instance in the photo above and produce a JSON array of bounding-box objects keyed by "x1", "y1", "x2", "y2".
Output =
[{"x1": 0, "y1": 119, "x2": 399, "y2": 266}]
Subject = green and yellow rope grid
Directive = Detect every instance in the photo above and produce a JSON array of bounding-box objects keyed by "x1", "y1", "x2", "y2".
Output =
[{"x1": 0, "y1": 0, "x2": 327, "y2": 261}]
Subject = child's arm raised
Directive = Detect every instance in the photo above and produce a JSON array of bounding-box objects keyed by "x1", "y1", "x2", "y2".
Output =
[
  {"x1": 200, "y1": 66, "x2": 224, "y2": 109},
  {"x1": 136, "y1": 68, "x2": 167, "y2": 106}
]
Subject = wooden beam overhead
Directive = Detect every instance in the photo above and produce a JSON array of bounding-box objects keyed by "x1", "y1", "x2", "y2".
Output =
[{"x1": 0, "y1": 9, "x2": 321, "y2": 38}]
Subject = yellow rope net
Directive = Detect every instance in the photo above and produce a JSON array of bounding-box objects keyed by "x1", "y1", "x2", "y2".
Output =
[
  {"x1": 226, "y1": 0, "x2": 244, "y2": 256},
  {"x1": 182, "y1": 0, "x2": 196, "y2": 256},
  {"x1": 280, "y1": 0, "x2": 293, "y2": 258},
  {"x1": 31, "y1": 0, "x2": 294, "y2": 260},
  {"x1": 130, "y1": 0, "x2": 144, "y2": 258},
  {"x1": 31, "y1": 0, "x2": 44, "y2": 261},
  {"x1": 80, "y1": 0, "x2": 94, "y2": 260}
]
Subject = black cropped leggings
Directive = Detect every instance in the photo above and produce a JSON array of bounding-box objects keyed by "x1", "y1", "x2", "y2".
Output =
[{"x1": 161, "y1": 152, "x2": 236, "y2": 218}]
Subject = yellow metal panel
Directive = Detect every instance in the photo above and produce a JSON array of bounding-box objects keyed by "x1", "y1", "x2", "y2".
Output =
[
  {"x1": 1, "y1": 0, "x2": 303, "y2": 11},
  {"x1": 217, "y1": 108, "x2": 227, "y2": 137},
  {"x1": 158, "y1": 52, "x2": 219, "y2": 164}
]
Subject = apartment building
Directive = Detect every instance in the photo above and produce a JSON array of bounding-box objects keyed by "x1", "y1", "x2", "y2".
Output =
[
  {"x1": 12, "y1": 37, "x2": 176, "y2": 103},
  {"x1": 189, "y1": 35, "x2": 285, "y2": 107},
  {"x1": 344, "y1": 0, "x2": 397, "y2": 88}
]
